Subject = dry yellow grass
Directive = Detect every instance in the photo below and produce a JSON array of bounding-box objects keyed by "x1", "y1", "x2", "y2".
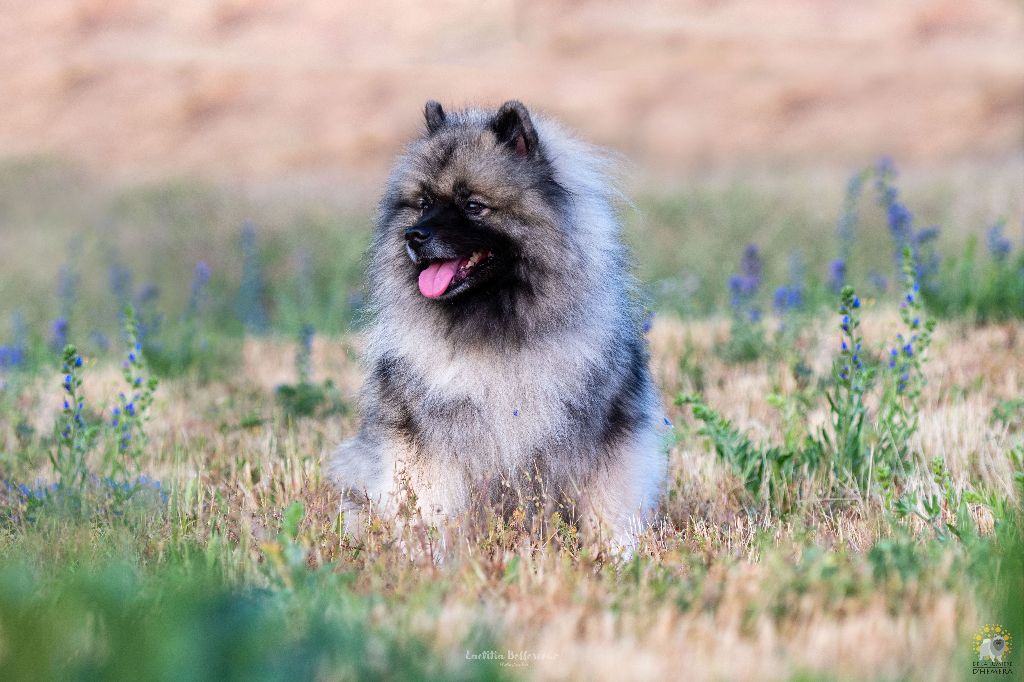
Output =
[{"x1": 6, "y1": 310, "x2": 1020, "y2": 680}]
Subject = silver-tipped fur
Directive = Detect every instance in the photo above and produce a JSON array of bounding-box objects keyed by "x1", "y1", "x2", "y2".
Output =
[{"x1": 328, "y1": 100, "x2": 668, "y2": 549}]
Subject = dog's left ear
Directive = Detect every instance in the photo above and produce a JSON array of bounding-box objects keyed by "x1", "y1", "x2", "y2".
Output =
[
  {"x1": 491, "y1": 100, "x2": 539, "y2": 159},
  {"x1": 424, "y1": 100, "x2": 446, "y2": 135}
]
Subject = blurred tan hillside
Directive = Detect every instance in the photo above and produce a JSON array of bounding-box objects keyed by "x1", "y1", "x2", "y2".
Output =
[{"x1": 2, "y1": 0, "x2": 1022, "y2": 191}]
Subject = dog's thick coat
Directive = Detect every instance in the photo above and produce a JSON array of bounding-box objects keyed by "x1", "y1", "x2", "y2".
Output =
[{"x1": 328, "y1": 100, "x2": 667, "y2": 545}]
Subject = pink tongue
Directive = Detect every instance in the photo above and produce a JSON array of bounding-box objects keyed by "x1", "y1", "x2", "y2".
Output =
[{"x1": 418, "y1": 259, "x2": 462, "y2": 298}]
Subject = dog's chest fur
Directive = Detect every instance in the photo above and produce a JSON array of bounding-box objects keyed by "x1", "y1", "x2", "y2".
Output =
[{"x1": 370, "y1": 320, "x2": 615, "y2": 477}]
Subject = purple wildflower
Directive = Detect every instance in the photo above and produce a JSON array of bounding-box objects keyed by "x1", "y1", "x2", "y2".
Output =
[
  {"x1": 50, "y1": 317, "x2": 69, "y2": 352},
  {"x1": 986, "y1": 220, "x2": 1012, "y2": 261},
  {"x1": 773, "y1": 286, "x2": 802, "y2": 314},
  {"x1": 828, "y1": 258, "x2": 847, "y2": 292}
]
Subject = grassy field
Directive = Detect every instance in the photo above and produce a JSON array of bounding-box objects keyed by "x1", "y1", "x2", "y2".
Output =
[{"x1": 1, "y1": 157, "x2": 1023, "y2": 680}]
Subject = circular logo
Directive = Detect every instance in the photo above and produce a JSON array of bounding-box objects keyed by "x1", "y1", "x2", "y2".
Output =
[{"x1": 975, "y1": 623, "x2": 1012, "y2": 663}]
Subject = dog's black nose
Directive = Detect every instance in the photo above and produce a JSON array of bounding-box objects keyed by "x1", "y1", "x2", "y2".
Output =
[{"x1": 404, "y1": 226, "x2": 432, "y2": 246}]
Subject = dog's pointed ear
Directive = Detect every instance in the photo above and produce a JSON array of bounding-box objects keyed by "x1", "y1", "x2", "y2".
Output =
[
  {"x1": 491, "y1": 100, "x2": 539, "y2": 159},
  {"x1": 424, "y1": 100, "x2": 446, "y2": 135}
]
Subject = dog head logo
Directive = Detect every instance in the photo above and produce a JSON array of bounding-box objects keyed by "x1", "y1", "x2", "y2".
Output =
[{"x1": 975, "y1": 624, "x2": 1012, "y2": 663}]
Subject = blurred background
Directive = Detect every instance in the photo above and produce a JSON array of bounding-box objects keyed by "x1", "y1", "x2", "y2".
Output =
[
  {"x1": 1, "y1": 0, "x2": 1022, "y2": 355},
  {"x1": 4, "y1": 0, "x2": 1023, "y2": 185}
]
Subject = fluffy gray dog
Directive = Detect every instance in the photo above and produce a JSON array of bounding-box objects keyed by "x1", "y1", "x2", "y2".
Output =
[{"x1": 328, "y1": 100, "x2": 667, "y2": 548}]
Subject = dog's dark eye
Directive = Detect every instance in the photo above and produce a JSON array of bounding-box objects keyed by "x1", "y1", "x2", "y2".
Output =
[
  {"x1": 464, "y1": 201, "x2": 487, "y2": 216},
  {"x1": 417, "y1": 196, "x2": 432, "y2": 212}
]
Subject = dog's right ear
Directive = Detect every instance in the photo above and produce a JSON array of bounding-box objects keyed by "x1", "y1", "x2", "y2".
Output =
[
  {"x1": 424, "y1": 100, "x2": 446, "y2": 135},
  {"x1": 491, "y1": 100, "x2": 538, "y2": 160}
]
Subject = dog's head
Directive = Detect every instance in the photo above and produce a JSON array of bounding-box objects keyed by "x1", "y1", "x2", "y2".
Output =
[{"x1": 376, "y1": 100, "x2": 570, "y2": 307}]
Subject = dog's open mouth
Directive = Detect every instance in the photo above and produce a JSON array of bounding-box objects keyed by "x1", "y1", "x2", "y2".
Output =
[{"x1": 417, "y1": 250, "x2": 492, "y2": 298}]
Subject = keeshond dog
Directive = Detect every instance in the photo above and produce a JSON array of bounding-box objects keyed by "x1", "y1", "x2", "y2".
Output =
[{"x1": 328, "y1": 100, "x2": 667, "y2": 548}]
